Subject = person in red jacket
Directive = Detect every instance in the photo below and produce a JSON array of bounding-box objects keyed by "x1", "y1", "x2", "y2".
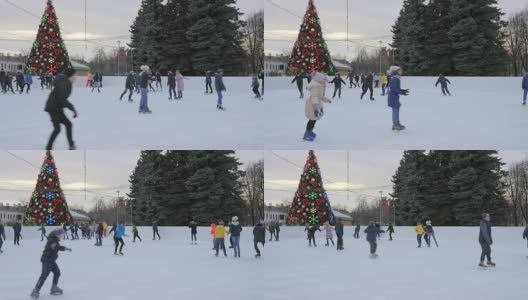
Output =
[{"x1": 210, "y1": 223, "x2": 217, "y2": 250}]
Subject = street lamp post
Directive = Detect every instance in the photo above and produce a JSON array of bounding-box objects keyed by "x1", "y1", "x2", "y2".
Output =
[
  {"x1": 379, "y1": 41, "x2": 383, "y2": 77},
  {"x1": 379, "y1": 190, "x2": 383, "y2": 225},
  {"x1": 116, "y1": 190, "x2": 120, "y2": 224},
  {"x1": 117, "y1": 41, "x2": 121, "y2": 76}
]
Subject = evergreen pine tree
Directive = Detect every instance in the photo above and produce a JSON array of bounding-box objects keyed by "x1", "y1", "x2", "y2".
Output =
[
  {"x1": 448, "y1": 0, "x2": 507, "y2": 75},
  {"x1": 160, "y1": 0, "x2": 193, "y2": 72},
  {"x1": 158, "y1": 151, "x2": 192, "y2": 224},
  {"x1": 426, "y1": 0, "x2": 455, "y2": 75}
]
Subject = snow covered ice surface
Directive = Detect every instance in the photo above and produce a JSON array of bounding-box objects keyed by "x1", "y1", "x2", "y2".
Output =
[
  {"x1": 265, "y1": 77, "x2": 528, "y2": 149},
  {"x1": 0, "y1": 76, "x2": 263, "y2": 149},
  {"x1": 263, "y1": 226, "x2": 528, "y2": 300},
  {"x1": 0, "y1": 227, "x2": 262, "y2": 300}
]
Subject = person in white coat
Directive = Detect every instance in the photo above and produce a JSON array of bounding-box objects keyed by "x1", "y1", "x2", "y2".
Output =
[{"x1": 303, "y1": 71, "x2": 331, "y2": 141}]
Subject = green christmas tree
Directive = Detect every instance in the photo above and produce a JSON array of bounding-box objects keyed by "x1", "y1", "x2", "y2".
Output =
[
  {"x1": 287, "y1": 150, "x2": 334, "y2": 225},
  {"x1": 25, "y1": 151, "x2": 72, "y2": 226},
  {"x1": 25, "y1": 0, "x2": 72, "y2": 75},
  {"x1": 287, "y1": 0, "x2": 334, "y2": 75}
]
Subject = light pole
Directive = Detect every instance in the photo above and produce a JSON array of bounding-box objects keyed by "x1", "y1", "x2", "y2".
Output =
[
  {"x1": 116, "y1": 190, "x2": 120, "y2": 224},
  {"x1": 379, "y1": 40, "x2": 383, "y2": 77},
  {"x1": 117, "y1": 41, "x2": 121, "y2": 76},
  {"x1": 379, "y1": 190, "x2": 383, "y2": 225}
]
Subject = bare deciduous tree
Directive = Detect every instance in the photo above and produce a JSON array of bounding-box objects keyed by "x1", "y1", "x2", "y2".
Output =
[
  {"x1": 506, "y1": 160, "x2": 528, "y2": 225},
  {"x1": 243, "y1": 10, "x2": 264, "y2": 74},
  {"x1": 242, "y1": 160, "x2": 264, "y2": 225},
  {"x1": 506, "y1": 9, "x2": 528, "y2": 76}
]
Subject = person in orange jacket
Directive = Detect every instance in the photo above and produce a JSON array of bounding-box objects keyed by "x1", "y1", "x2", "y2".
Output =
[{"x1": 210, "y1": 223, "x2": 217, "y2": 250}]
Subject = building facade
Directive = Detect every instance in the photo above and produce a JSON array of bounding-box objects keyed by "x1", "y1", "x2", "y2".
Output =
[
  {"x1": 264, "y1": 203, "x2": 288, "y2": 224},
  {"x1": 264, "y1": 55, "x2": 288, "y2": 76},
  {"x1": 0, "y1": 204, "x2": 25, "y2": 224},
  {"x1": 0, "y1": 55, "x2": 25, "y2": 73}
]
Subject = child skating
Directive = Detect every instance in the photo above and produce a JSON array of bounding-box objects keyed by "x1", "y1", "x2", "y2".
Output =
[
  {"x1": 252, "y1": 75, "x2": 262, "y2": 100},
  {"x1": 132, "y1": 224, "x2": 142, "y2": 243},
  {"x1": 435, "y1": 74, "x2": 451, "y2": 96},
  {"x1": 303, "y1": 71, "x2": 332, "y2": 141},
  {"x1": 416, "y1": 222, "x2": 425, "y2": 248},
  {"x1": 306, "y1": 223, "x2": 320, "y2": 247},
  {"x1": 38, "y1": 224, "x2": 47, "y2": 241},
  {"x1": 30, "y1": 229, "x2": 72, "y2": 299}
]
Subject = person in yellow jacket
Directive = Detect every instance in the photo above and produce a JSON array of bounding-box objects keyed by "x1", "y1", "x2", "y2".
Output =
[
  {"x1": 214, "y1": 220, "x2": 227, "y2": 257},
  {"x1": 416, "y1": 222, "x2": 425, "y2": 248},
  {"x1": 86, "y1": 71, "x2": 93, "y2": 88},
  {"x1": 381, "y1": 73, "x2": 388, "y2": 96},
  {"x1": 102, "y1": 221, "x2": 108, "y2": 238}
]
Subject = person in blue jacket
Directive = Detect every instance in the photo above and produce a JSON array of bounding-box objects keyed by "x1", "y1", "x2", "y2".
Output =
[
  {"x1": 522, "y1": 72, "x2": 528, "y2": 105},
  {"x1": 387, "y1": 66, "x2": 410, "y2": 131},
  {"x1": 364, "y1": 221, "x2": 384, "y2": 258},
  {"x1": 152, "y1": 222, "x2": 161, "y2": 240},
  {"x1": 478, "y1": 213, "x2": 495, "y2": 268},
  {"x1": 114, "y1": 222, "x2": 126, "y2": 255},
  {"x1": 23, "y1": 72, "x2": 33, "y2": 94}
]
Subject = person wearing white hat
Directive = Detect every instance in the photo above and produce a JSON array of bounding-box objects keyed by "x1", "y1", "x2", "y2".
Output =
[
  {"x1": 229, "y1": 216, "x2": 242, "y2": 257},
  {"x1": 138, "y1": 65, "x2": 152, "y2": 113}
]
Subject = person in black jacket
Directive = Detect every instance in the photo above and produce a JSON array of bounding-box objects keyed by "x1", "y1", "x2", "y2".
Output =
[
  {"x1": 0, "y1": 68, "x2": 6, "y2": 93},
  {"x1": 522, "y1": 72, "x2": 528, "y2": 105},
  {"x1": 13, "y1": 221, "x2": 22, "y2": 245},
  {"x1": 329, "y1": 74, "x2": 346, "y2": 99},
  {"x1": 523, "y1": 225, "x2": 528, "y2": 250},
  {"x1": 44, "y1": 68, "x2": 78, "y2": 150},
  {"x1": 364, "y1": 221, "x2": 384, "y2": 258},
  {"x1": 306, "y1": 224, "x2": 321, "y2": 247},
  {"x1": 120, "y1": 72, "x2": 135, "y2": 102},
  {"x1": 5, "y1": 73, "x2": 15, "y2": 94},
  {"x1": 38, "y1": 224, "x2": 47, "y2": 241},
  {"x1": 335, "y1": 218, "x2": 344, "y2": 250},
  {"x1": 258, "y1": 70, "x2": 264, "y2": 96},
  {"x1": 387, "y1": 223, "x2": 395, "y2": 241},
  {"x1": 291, "y1": 71, "x2": 306, "y2": 98},
  {"x1": 189, "y1": 220, "x2": 198, "y2": 244},
  {"x1": 253, "y1": 221, "x2": 265, "y2": 258},
  {"x1": 95, "y1": 222, "x2": 103, "y2": 246},
  {"x1": 229, "y1": 216, "x2": 242, "y2": 257},
  {"x1": 155, "y1": 72, "x2": 162, "y2": 91},
  {"x1": 152, "y1": 222, "x2": 161, "y2": 240},
  {"x1": 435, "y1": 74, "x2": 451, "y2": 96},
  {"x1": 360, "y1": 73, "x2": 375, "y2": 101},
  {"x1": 478, "y1": 213, "x2": 495, "y2": 268},
  {"x1": 132, "y1": 224, "x2": 142, "y2": 243},
  {"x1": 346, "y1": 71, "x2": 356, "y2": 88},
  {"x1": 205, "y1": 70, "x2": 213, "y2": 94},
  {"x1": 353, "y1": 223, "x2": 360, "y2": 239},
  {"x1": 167, "y1": 71, "x2": 177, "y2": 100},
  {"x1": 30, "y1": 229, "x2": 72, "y2": 299},
  {"x1": 16, "y1": 71, "x2": 24, "y2": 93},
  {"x1": 91, "y1": 72, "x2": 101, "y2": 93},
  {"x1": 0, "y1": 222, "x2": 6, "y2": 253}
]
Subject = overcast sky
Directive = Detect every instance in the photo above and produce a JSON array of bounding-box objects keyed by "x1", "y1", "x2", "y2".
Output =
[
  {"x1": 265, "y1": 150, "x2": 528, "y2": 210},
  {"x1": 0, "y1": 150, "x2": 262, "y2": 210},
  {"x1": 0, "y1": 0, "x2": 262, "y2": 60},
  {"x1": 264, "y1": 0, "x2": 528, "y2": 59}
]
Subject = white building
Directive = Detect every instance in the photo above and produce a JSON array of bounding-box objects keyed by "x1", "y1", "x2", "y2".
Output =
[
  {"x1": 264, "y1": 203, "x2": 288, "y2": 224},
  {"x1": 0, "y1": 55, "x2": 25, "y2": 73},
  {"x1": 264, "y1": 56, "x2": 288, "y2": 76},
  {"x1": 0, "y1": 204, "x2": 24, "y2": 224}
]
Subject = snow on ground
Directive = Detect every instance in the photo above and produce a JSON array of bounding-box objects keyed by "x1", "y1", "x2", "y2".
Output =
[
  {"x1": 2, "y1": 226, "x2": 527, "y2": 299},
  {"x1": 0, "y1": 76, "x2": 263, "y2": 149},
  {"x1": 0, "y1": 226, "x2": 262, "y2": 300},
  {"x1": 262, "y1": 226, "x2": 528, "y2": 300},
  {"x1": 265, "y1": 76, "x2": 528, "y2": 149}
]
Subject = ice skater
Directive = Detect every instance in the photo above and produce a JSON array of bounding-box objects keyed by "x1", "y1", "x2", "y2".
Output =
[
  {"x1": 38, "y1": 224, "x2": 47, "y2": 241},
  {"x1": 346, "y1": 71, "x2": 356, "y2": 88},
  {"x1": 323, "y1": 221, "x2": 334, "y2": 246},
  {"x1": 13, "y1": 221, "x2": 22, "y2": 246},
  {"x1": 0, "y1": 68, "x2": 6, "y2": 93},
  {"x1": 329, "y1": 74, "x2": 346, "y2": 99},
  {"x1": 523, "y1": 225, "x2": 528, "y2": 256},
  {"x1": 360, "y1": 73, "x2": 375, "y2": 101},
  {"x1": 0, "y1": 222, "x2": 5, "y2": 253},
  {"x1": 303, "y1": 71, "x2": 332, "y2": 141},
  {"x1": 214, "y1": 220, "x2": 228, "y2": 257},
  {"x1": 15, "y1": 71, "x2": 24, "y2": 92},
  {"x1": 274, "y1": 222, "x2": 280, "y2": 241},
  {"x1": 478, "y1": 213, "x2": 495, "y2": 268},
  {"x1": 189, "y1": 220, "x2": 197, "y2": 244},
  {"x1": 252, "y1": 75, "x2": 262, "y2": 100},
  {"x1": 292, "y1": 71, "x2": 306, "y2": 98},
  {"x1": 119, "y1": 72, "x2": 135, "y2": 102},
  {"x1": 30, "y1": 229, "x2": 72, "y2": 299},
  {"x1": 175, "y1": 70, "x2": 187, "y2": 99},
  {"x1": 152, "y1": 222, "x2": 161, "y2": 240},
  {"x1": 210, "y1": 222, "x2": 217, "y2": 250},
  {"x1": 381, "y1": 73, "x2": 388, "y2": 96},
  {"x1": 155, "y1": 72, "x2": 162, "y2": 91},
  {"x1": 425, "y1": 220, "x2": 438, "y2": 247},
  {"x1": 86, "y1": 71, "x2": 93, "y2": 88},
  {"x1": 5, "y1": 73, "x2": 15, "y2": 94},
  {"x1": 114, "y1": 222, "x2": 126, "y2": 255},
  {"x1": 268, "y1": 223, "x2": 275, "y2": 241},
  {"x1": 139, "y1": 65, "x2": 152, "y2": 113},
  {"x1": 416, "y1": 222, "x2": 425, "y2": 248},
  {"x1": 522, "y1": 72, "x2": 528, "y2": 105},
  {"x1": 306, "y1": 223, "x2": 321, "y2": 247},
  {"x1": 353, "y1": 223, "x2": 360, "y2": 239},
  {"x1": 129, "y1": 224, "x2": 140, "y2": 243},
  {"x1": 215, "y1": 67, "x2": 226, "y2": 110},
  {"x1": 387, "y1": 223, "x2": 395, "y2": 241},
  {"x1": 365, "y1": 221, "x2": 384, "y2": 258},
  {"x1": 91, "y1": 72, "x2": 101, "y2": 93},
  {"x1": 44, "y1": 68, "x2": 78, "y2": 150},
  {"x1": 335, "y1": 218, "x2": 344, "y2": 250},
  {"x1": 435, "y1": 74, "x2": 451, "y2": 96},
  {"x1": 259, "y1": 70, "x2": 264, "y2": 96},
  {"x1": 229, "y1": 216, "x2": 242, "y2": 257},
  {"x1": 253, "y1": 221, "x2": 265, "y2": 258},
  {"x1": 95, "y1": 222, "x2": 103, "y2": 246},
  {"x1": 354, "y1": 74, "x2": 360, "y2": 88},
  {"x1": 167, "y1": 71, "x2": 177, "y2": 100},
  {"x1": 205, "y1": 70, "x2": 213, "y2": 94},
  {"x1": 387, "y1": 66, "x2": 409, "y2": 131},
  {"x1": 23, "y1": 72, "x2": 32, "y2": 93}
]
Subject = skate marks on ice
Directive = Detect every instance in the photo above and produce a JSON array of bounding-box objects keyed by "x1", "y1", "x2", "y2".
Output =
[
  {"x1": 0, "y1": 227, "x2": 263, "y2": 300},
  {"x1": 0, "y1": 76, "x2": 263, "y2": 149},
  {"x1": 264, "y1": 77, "x2": 528, "y2": 149},
  {"x1": 260, "y1": 227, "x2": 528, "y2": 300}
]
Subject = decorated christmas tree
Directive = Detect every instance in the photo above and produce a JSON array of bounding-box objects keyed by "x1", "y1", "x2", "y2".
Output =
[
  {"x1": 25, "y1": 151, "x2": 72, "y2": 226},
  {"x1": 287, "y1": 0, "x2": 334, "y2": 75},
  {"x1": 287, "y1": 150, "x2": 335, "y2": 225},
  {"x1": 25, "y1": 0, "x2": 72, "y2": 75}
]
